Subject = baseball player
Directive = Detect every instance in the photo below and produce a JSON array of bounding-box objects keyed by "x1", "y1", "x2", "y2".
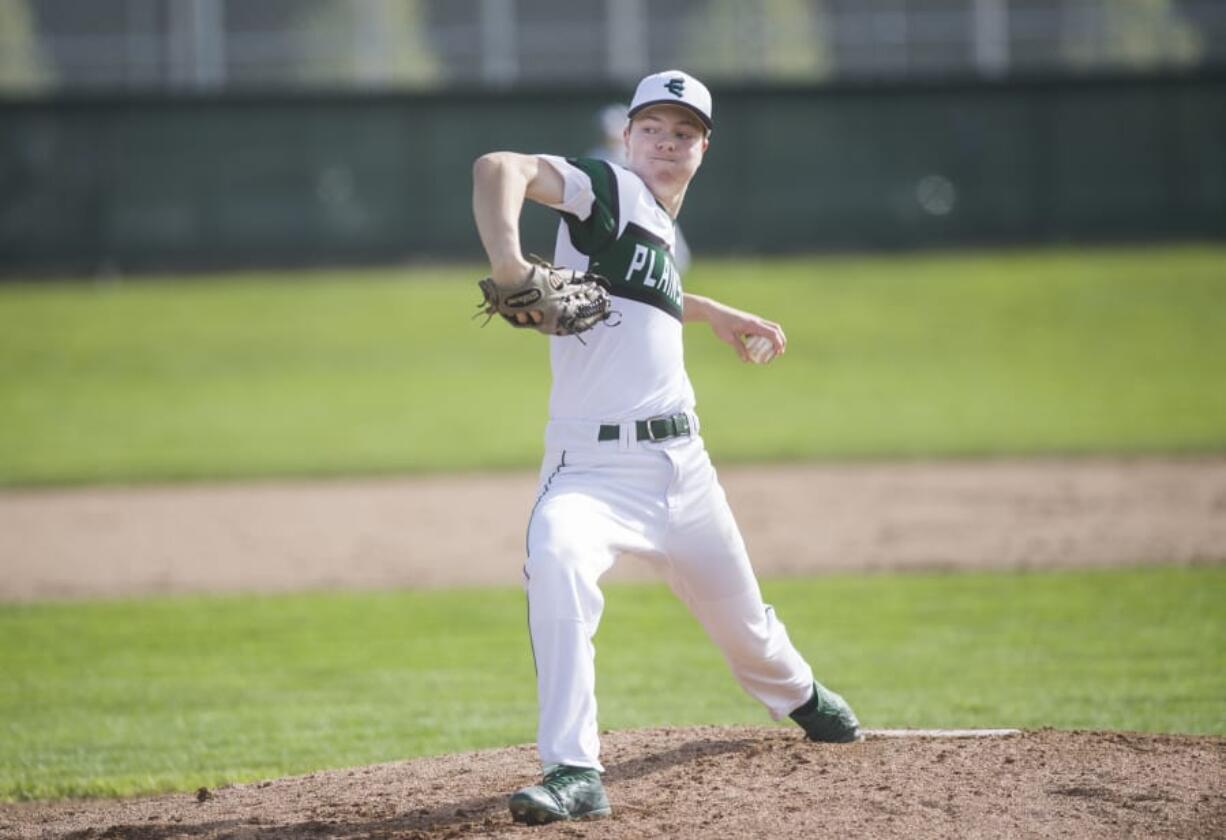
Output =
[{"x1": 472, "y1": 70, "x2": 860, "y2": 826}]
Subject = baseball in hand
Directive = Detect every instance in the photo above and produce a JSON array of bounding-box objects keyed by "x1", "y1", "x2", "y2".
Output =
[{"x1": 743, "y1": 334, "x2": 777, "y2": 364}]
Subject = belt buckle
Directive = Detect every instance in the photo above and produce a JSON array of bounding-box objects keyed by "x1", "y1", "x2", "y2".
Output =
[
  {"x1": 643, "y1": 415, "x2": 669, "y2": 442},
  {"x1": 643, "y1": 413, "x2": 690, "y2": 442}
]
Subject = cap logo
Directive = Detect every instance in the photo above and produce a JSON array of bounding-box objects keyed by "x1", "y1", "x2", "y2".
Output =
[{"x1": 664, "y1": 77, "x2": 685, "y2": 97}]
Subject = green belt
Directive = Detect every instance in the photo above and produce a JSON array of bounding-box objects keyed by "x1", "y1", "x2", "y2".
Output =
[{"x1": 597, "y1": 413, "x2": 692, "y2": 443}]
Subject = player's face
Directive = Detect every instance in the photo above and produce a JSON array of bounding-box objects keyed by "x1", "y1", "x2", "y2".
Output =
[{"x1": 624, "y1": 106, "x2": 709, "y2": 194}]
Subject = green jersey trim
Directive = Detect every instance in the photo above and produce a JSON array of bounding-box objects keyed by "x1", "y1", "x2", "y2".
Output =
[
  {"x1": 551, "y1": 158, "x2": 683, "y2": 322},
  {"x1": 557, "y1": 158, "x2": 620, "y2": 255},
  {"x1": 589, "y1": 221, "x2": 683, "y2": 322},
  {"x1": 623, "y1": 221, "x2": 671, "y2": 252}
]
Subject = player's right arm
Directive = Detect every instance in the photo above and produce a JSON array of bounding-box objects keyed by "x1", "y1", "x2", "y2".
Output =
[
  {"x1": 684, "y1": 293, "x2": 787, "y2": 363},
  {"x1": 472, "y1": 152, "x2": 566, "y2": 287}
]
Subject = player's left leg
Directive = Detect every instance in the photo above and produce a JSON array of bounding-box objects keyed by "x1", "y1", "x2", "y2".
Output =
[{"x1": 657, "y1": 438, "x2": 861, "y2": 742}]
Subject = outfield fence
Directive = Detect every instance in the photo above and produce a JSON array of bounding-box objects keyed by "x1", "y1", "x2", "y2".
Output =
[{"x1": 1, "y1": 71, "x2": 1223, "y2": 275}]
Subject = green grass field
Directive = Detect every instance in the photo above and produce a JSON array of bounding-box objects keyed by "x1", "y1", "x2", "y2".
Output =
[
  {"x1": 1, "y1": 245, "x2": 1224, "y2": 485},
  {"x1": 2, "y1": 247, "x2": 1224, "y2": 804},
  {"x1": 2, "y1": 566, "x2": 1223, "y2": 801}
]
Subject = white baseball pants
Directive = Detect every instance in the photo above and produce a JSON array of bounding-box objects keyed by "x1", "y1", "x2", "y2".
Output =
[{"x1": 524, "y1": 416, "x2": 816, "y2": 772}]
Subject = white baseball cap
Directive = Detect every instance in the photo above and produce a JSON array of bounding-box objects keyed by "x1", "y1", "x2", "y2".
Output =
[{"x1": 628, "y1": 70, "x2": 713, "y2": 132}]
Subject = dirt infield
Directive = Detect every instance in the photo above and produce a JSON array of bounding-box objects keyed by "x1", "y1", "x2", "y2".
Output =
[
  {"x1": 2, "y1": 457, "x2": 1225, "y2": 838},
  {"x1": 3, "y1": 457, "x2": 1225, "y2": 601}
]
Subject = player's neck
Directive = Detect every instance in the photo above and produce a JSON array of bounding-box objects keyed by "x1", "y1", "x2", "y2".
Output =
[
  {"x1": 629, "y1": 161, "x2": 689, "y2": 219},
  {"x1": 650, "y1": 183, "x2": 687, "y2": 220}
]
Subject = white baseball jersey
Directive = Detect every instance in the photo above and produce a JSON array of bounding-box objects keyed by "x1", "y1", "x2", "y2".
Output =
[{"x1": 538, "y1": 155, "x2": 695, "y2": 422}]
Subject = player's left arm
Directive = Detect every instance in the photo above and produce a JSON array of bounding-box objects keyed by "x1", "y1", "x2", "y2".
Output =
[{"x1": 683, "y1": 293, "x2": 786, "y2": 363}]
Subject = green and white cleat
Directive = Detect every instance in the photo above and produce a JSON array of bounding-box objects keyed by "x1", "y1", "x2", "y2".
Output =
[
  {"x1": 789, "y1": 681, "x2": 863, "y2": 743},
  {"x1": 508, "y1": 765, "x2": 612, "y2": 825}
]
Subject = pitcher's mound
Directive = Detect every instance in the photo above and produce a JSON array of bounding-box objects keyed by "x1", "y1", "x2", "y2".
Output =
[{"x1": 3, "y1": 726, "x2": 1223, "y2": 839}]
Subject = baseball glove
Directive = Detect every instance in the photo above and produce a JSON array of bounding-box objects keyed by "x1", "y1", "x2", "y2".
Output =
[{"x1": 476, "y1": 256, "x2": 614, "y2": 338}]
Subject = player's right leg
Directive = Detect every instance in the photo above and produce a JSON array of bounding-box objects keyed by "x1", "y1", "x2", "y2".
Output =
[
  {"x1": 513, "y1": 488, "x2": 619, "y2": 824},
  {"x1": 514, "y1": 453, "x2": 662, "y2": 823},
  {"x1": 522, "y1": 486, "x2": 616, "y2": 775}
]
